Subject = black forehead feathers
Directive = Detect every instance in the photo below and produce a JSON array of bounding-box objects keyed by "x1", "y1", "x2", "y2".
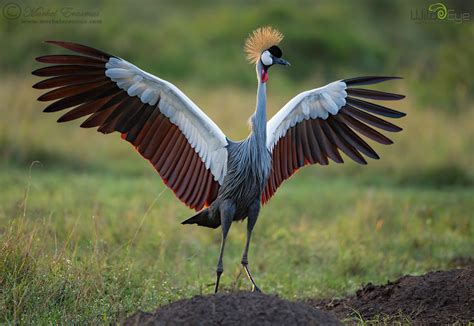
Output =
[{"x1": 267, "y1": 45, "x2": 282, "y2": 58}]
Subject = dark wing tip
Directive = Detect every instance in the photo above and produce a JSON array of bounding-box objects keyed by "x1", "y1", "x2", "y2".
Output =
[
  {"x1": 32, "y1": 81, "x2": 42, "y2": 89},
  {"x1": 346, "y1": 88, "x2": 406, "y2": 101},
  {"x1": 31, "y1": 68, "x2": 43, "y2": 76},
  {"x1": 43, "y1": 107, "x2": 55, "y2": 113},
  {"x1": 44, "y1": 40, "x2": 71, "y2": 46},
  {"x1": 42, "y1": 40, "x2": 113, "y2": 59},
  {"x1": 346, "y1": 97, "x2": 406, "y2": 119},
  {"x1": 354, "y1": 156, "x2": 368, "y2": 165},
  {"x1": 388, "y1": 110, "x2": 406, "y2": 118},
  {"x1": 397, "y1": 111, "x2": 407, "y2": 117},
  {"x1": 37, "y1": 94, "x2": 48, "y2": 102},
  {"x1": 343, "y1": 76, "x2": 404, "y2": 87},
  {"x1": 44, "y1": 40, "x2": 71, "y2": 48}
]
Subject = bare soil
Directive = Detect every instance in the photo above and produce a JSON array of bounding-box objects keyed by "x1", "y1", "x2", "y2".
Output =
[
  {"x1": 309, "y1": 267, "x2": 474, "y2": 324},
  {"x1": 125, "y1": 292, "x2": 341, "y2": 325},
  {"x1": 125, "y1": 267, "x2": 473, "y2": 325}
]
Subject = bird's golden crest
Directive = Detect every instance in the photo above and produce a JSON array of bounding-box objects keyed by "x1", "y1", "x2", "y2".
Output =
[{"x1": 244, "y1": 26, "x2": 284, "y2": 64}]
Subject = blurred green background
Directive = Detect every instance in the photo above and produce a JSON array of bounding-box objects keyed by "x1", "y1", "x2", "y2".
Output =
[
  {"x1": 0, "y1": 0, "x2": 473, "y2": 324},
  {"x1": 1, "y1": 0, "x2": 473, "y2": 109}
]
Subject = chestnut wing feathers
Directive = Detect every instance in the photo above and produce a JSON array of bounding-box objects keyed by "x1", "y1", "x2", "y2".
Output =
[{"x1": 33, "y1": 41, "x2": 228, "y2": 211}]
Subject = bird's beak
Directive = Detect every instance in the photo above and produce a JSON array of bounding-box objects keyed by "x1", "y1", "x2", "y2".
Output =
[{"x1": 274, "y1": 57, "x2": 290, "y2": 66}]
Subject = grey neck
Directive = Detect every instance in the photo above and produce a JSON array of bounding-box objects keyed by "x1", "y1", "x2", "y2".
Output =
[{"x1": 250, "y1": 61, "x2": 267, "y2": 146}]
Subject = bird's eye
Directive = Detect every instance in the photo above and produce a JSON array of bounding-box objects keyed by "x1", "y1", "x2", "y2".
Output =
[{"x1": 260, "y1": 51, "x2": 273, "y2": 66}]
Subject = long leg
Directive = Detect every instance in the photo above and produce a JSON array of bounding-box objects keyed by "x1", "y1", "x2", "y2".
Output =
[
  {"x1": 241, "y1": 200, "x2": 261, "y2": 292},
  {"x1": 215, "y1": 200, "x2": 235, "y2": 293}
]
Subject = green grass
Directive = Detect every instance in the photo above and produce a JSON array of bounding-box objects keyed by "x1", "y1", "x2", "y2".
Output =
[
  {"x1": 1, "y1": 166, "x2": 473, "y2": 324},
  {"x1": 349, "y1": 310, "x2": 415, "y2": 326}
]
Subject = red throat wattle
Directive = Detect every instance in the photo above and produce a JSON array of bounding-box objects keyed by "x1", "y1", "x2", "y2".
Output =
[{"x1": 261, "y1": 69, "x2": 268, "y2": 83}]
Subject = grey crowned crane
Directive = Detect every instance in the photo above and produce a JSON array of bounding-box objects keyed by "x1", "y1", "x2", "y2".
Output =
[{"x1": 33, "y1": 26, "x2": 405, "y2": 293}]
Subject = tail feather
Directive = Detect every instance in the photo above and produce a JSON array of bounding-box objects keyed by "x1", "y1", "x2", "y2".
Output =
[{"x1": 181, "y1": 209, "x2": 220, "y2": 229}]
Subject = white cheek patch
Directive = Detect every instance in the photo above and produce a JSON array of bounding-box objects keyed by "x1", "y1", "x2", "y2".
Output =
[{"x1": 261, "y1": 51, "x2": 273, "y2": 66}]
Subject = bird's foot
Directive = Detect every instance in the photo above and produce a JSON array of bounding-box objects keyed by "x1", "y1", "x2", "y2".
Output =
[
  {"x1": 242, "y1": 263, "x2": 262, "y2": 293},
  {"x1": 214, "y1": 268, "x2": 223, "y2": 293},
  {"x1": 252, "y1": 284, "x2": 262, "y2": 293}
]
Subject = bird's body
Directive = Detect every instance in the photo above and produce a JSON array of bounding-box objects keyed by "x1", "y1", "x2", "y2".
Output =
[
  {"x1": 185, "y1": 75, "x2": 271, "y2": 228},
  {"x1": 32, "y1": 26, "x2": 405, "y2": 292},
  {"x1": 214, "y1": 137, "x2": 271, "y2": 220}
]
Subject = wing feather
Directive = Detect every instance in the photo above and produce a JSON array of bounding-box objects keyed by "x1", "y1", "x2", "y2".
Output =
[
  {"x1": 263, "y1": 77, "x2": 404, "y2": 203},
  {"x1": 33, "y1": 41, "x2": 228, "y2": 211}
]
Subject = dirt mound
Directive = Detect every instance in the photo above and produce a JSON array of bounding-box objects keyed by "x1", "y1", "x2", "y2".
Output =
[
  {"x1": 125, "y1": 292, "x2": 341, "y2": 325},
  {"x1": 125, "y1": 268, "x2": 473, "y2": 325},
  {"x1": 310, "y1": 267, "x2": 474, "y2": 324}
]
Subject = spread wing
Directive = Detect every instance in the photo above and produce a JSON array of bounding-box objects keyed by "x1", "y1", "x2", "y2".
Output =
[
  {"x1": 263, "y1": 76, "x2": 405, "y2": 204},
  {"x1": 33, "y1": 41, "x2": 228, "y2": 211}
]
